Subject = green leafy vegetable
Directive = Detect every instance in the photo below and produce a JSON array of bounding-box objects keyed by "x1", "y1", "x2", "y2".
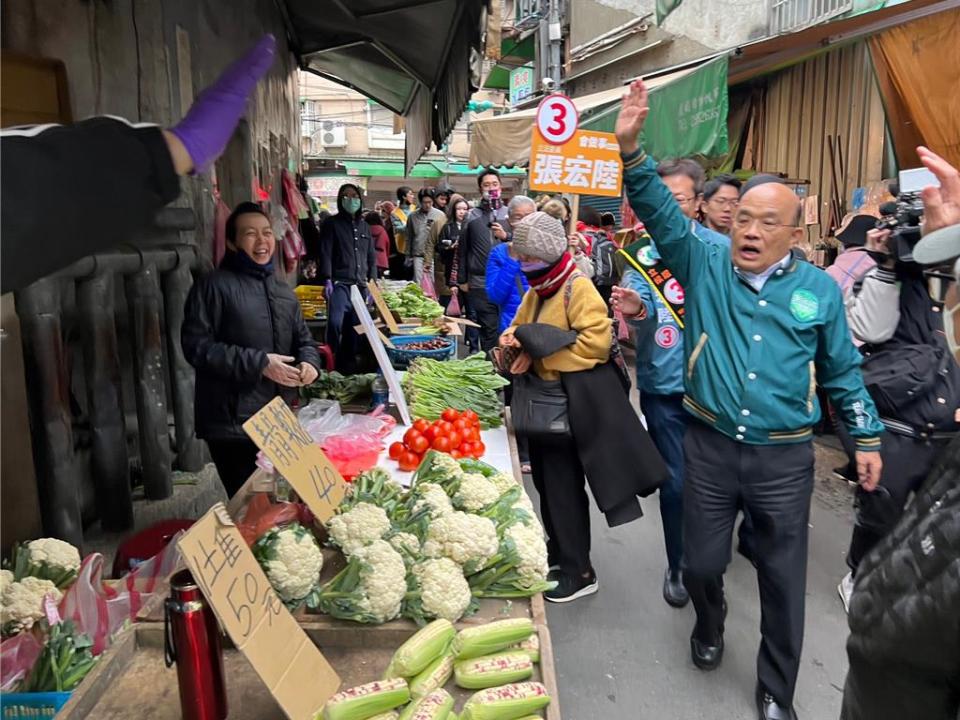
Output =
[
  {"x1": 303, "y1": 371, "x2": 377, "y2": 405},
  {"x1": 19, "y1": 620, "x2": 98, "y2": 692},
  {"x1": 404, "y1": 355, "x2": 508, "y2": 428},
  {"x1": 383, "y1": 285, "x2": 444, "y2": 321}
]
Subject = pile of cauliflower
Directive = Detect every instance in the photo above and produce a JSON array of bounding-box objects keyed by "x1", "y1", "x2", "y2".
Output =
[
  {"x1": 1, "y1": 537, "x2": 81, "y2": 638},
  {"x1": 309, "y1": 450, "x2": 551, "y2": 626}
]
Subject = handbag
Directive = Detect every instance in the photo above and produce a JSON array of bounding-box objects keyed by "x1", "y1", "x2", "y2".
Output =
[{"x1": 510, "y1": 371, "x2": 571, "y2": 439}]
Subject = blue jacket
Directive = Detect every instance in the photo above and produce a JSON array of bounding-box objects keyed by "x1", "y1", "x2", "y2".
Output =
[
  {"x1": 486, "y1": 242, "x2": 529, "y2": 333},
  {"x1": 623, "y1": 222, "x2": 730, "y2": 396},
  {"x1": 622, "y1": 149, "x2": 884, "y2": 450}
]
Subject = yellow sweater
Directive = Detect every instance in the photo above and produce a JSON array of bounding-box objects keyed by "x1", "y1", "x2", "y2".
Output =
[{"x1": 509, "y1": 275, "x2": 612, "y2": 380}]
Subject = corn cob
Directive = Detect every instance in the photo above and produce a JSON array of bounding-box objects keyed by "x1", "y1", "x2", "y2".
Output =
[
  {"x1": 510, "y1": 633, "x2": 540, "y2": 664},
  {"x1": 398, "y1": 688, "x2": 455, "y2": 720},
  {"x1": 322, "y1": 678, "x2": 410, "y2": 720},
  {"x1": 452, "y1": 619, "x2": 534, "y2": 660},
  {"x1": 390, "y1": 619, "x2": 456, "y2": 677},
  {"x1": 454, "y1": 652, "x2": 534, "y2": 689},
  {"x1": 409, "y1": 651, "x2": 455, "y2": 699},
  {"x1": 460, "y1": 682, "x2": 550, "y2": 720},
  {"x1": 367, "y1": 714, "x2": 400, "y2": 720}
]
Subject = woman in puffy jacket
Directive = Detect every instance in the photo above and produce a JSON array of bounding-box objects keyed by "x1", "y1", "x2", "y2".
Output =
[{"x1": 182, "y1": 202, "x2": 321, "y2": 497}]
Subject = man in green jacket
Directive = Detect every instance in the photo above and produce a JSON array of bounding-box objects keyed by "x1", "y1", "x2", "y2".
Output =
[{"x1": 611, "y1": 79, "x2": 884, "y2": 720}]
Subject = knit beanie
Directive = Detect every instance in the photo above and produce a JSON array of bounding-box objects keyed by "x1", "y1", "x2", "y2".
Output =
[{"x1": 511, "y1": 211, "x2": 568, "y2": 263}]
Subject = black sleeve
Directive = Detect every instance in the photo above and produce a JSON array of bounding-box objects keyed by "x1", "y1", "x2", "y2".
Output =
[
  {"x1": 181, "y1": 276, "x2": 269, "y2": 384},
  {"x1": 292, "y1": 303, "x2": 322, "y2": 371},
  {"x1": 366, "y1": 222, "x2": 378, "y2": 281},
  {"x1": 318, "y1": 218, "x2": 334, "y2": 282},
  {"x1": 1, "y1": 118, "x2": 180, "y2": 293},
  {"x1": 457, "y1": 221, "x2": 471, "y2": 285}
]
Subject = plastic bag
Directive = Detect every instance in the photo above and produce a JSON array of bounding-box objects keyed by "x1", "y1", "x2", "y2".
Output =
[
  {"x1": 237, "y1": 493, "x2": 314, "y2": 546},
  {"x1": 58, "y1": 539, "x2": 182, "y2": 656},
  {"x1": 0, "y1": 632, "x2": 43, "y2": 691},
  {"x1": 614, "y1": 307, "x2": 630, "y2": 341},
  {"x1": 447, "y1": 290, "x2": 461, "y2": 318},
  {"x1": 420, "y1": 271, "x2": 438, "y2": 300}
]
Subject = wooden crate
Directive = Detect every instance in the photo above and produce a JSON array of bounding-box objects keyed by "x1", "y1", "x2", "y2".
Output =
[{"x1": 56, "y1": 616, "x2": 560, "y2": 720}]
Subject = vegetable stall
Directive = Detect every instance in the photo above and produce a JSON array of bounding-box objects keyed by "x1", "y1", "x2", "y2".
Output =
[{"x1": 0, "y1": 278, "x2": 563, "y2": 720}]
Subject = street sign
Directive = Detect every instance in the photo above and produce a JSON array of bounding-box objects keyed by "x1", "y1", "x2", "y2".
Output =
[
  {"x1": 509, "y1": 64, "x2": 534, "y2": 107},
  {"x1": 528, "y1": 127, "x2": 623, "y2": 198},
  {"x1": 535, "y1": 94, "x2": 578, "y2": 146}
]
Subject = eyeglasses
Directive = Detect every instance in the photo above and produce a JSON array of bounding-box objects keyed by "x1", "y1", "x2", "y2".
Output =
[
  {"x1": 733, "y1": 215, "x2": 797, "y2": 233},
  {"x1": 709, "y1": 198, "x2": 739, "y2": 209}
]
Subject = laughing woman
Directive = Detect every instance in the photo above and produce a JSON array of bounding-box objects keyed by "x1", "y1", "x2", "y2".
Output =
[{"x1": 182, "y1": 201, "x2": 321, "y2": 497}]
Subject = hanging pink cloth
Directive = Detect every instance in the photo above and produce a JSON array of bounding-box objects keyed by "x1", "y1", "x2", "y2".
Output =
[{"x1": 212, "y1": 192, "x2": 230, "y2": 266}]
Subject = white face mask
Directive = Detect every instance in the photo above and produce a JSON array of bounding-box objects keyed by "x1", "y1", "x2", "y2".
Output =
[{"x1": 945, "y1": 258, "x2": 960, "y2": 364}]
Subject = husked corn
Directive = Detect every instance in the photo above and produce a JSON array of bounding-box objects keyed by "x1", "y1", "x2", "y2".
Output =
[
  {"x1": 452, "y1": 619, "x2": 534, "y2": 660},
  {"x1": 460, "y1": 682, "x2": 550, "y2": 720},
  {"x1": 510, "y1": 633, "x2": 540, "y2": 664},
  {"x1": 322, "y1": 678, "x2": 410, "y2": 720},
  {"x1": 398, "y1": 688, "x2": 455, "y2": 720},
  {"x1": 391, "y1": 619, "x2": 456, "y2": 677},
  {"x1": 454, "y1": 652, "x2": 534, "y2": 689},
  {"x1": 409, "y1": 652, "x2": 455, "y2": 699}
]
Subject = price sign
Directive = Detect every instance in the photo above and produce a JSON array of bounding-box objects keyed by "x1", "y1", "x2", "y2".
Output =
[
  {"x1": 366, "y1": 280, "x2": 400, "y2": 334},
  {"x1": 536, "y1": 94, "x2": 578, "y2": 146},
  {"x1": 178, "y1": 504, "x2": 341, "y2": 719},
  {"x1": 242, "y1": 397, "x2": 347, "y2": 523}
]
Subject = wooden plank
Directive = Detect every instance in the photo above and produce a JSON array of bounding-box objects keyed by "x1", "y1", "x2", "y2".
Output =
[{"x1": 538, "y1": 623, "x2": 562, "y2": 720}]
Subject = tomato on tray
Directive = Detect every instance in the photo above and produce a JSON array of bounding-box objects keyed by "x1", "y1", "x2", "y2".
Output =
[
  {"x1": 398, "y1": 450, "x2": 421, "y2": 472},
  {"x1": 441, "y1": 408, "x2": 460, "y2": 423},
  {"x1": 388, "y1": 442, "x2": 405, "y2": 460},
  {"x1": 409, "y1": 434, "x2": 430, "y2": 455},
  {"x1": 390, "y1": 408, "x2": 488, "y2": 470}
]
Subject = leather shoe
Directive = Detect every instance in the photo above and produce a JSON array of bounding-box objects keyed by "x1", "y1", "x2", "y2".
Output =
[
  {"x1": 663, "y1": 568, "x2": 690, "y2": 608},
  {"x1": 690, "y1": 632, "x2": 723, "y2": 670},
  {"x1": 756, "y1": 686, "x2": 797, "y2": 720}
]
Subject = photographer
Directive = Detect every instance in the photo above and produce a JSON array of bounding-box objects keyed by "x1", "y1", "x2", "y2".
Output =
[{"x1": 837, "y1": 150, "x2": 960, "y2": 611}]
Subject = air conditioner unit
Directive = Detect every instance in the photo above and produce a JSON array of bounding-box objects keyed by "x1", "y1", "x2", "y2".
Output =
[{"x1": 315, "y1": 120, "x2": 347, "y2": 148}]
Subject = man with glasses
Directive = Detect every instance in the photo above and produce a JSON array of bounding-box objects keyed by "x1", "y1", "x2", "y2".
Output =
[
  {"x1": 620, "y1": 158, "x2": 729, "y2": 610},
  {"x1": 611, "y1": 79, "x2": 884, "y2": 720},
  {"x1": 701, "y1": 174, "x2": 742, "y2": 236}
]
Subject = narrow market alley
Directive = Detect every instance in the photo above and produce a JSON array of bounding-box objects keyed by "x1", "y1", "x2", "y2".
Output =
[{"x1": 534, "y1": 442, "x2": 854, "y2": 720}]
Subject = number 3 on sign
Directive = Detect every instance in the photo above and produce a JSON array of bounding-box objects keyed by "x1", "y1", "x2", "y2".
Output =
[{"x1": 536, "y1": 94, "x2": 578, "y2": 145}]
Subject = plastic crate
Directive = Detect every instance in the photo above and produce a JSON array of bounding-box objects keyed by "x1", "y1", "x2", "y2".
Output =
[
  {"x1": 387, "y1": 335, "x2": 456, "y2": 369},
  {"x1": 1, "y1": 691, "x2": 72, "y2": 718}
]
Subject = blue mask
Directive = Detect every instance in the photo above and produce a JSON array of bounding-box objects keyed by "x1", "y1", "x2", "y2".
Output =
[{"x1": 343, "y1": 197, "x2": 362, "y2": 214}]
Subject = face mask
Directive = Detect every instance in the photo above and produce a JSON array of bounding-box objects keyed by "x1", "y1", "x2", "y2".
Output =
[
  {"x1": 344, "y1": 197, "x2": 361, "y2": 214},
  {"x1": 520, "y1": 259, "x2": 550, "y2": 273}
]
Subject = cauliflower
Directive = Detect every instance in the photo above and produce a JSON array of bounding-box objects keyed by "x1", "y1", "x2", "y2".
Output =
[
  {"x1": 412, "y1": 558, "x2": 472, "y2": 622},
  {"x1": 513, "y1": 491, "x2": 537, "y2": 525},
  {"x1": 388, "y1": 532, "x2": 421, "y2": 556},
  {"x1": 430, "y1": 452, "x2": 463, "y2": 478},
  {"x1": 506, "y1": 523, "x2": 549, "y2": 587},
  {"x1": 489, "y1": 471, "x2": 518, "y2": 496},
  {"x1": 413, "y1": 483, "x2": 453, "y2": 518},
  {"x1": 252, "y1": 523, "x2": 323, "y2": 607},
  {"x1": 327, "y1": 502, "x2": 391, "y2": 555},
  {"x1": 0, "y1": 570, "x2": 13, "y2": 596},
  {"x1": 353, "y1": 540, "x2": 408, "y2": 623},
  {"x1": 422, "y1": 511, "x2": 499, "y2": 573},
  {"x1": 11, "y1": 538, "x2": 81, "y2": 588},
  {"x1": 453, "y1": 473, "x2": 501, "y2": 512},
  {"x1": 1, "y1": 577, "x2": 62, "y2": 636}
]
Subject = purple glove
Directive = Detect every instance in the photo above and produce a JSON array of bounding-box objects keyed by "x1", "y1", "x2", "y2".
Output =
[
  {"x1": 171, "y1": 34, "x2": 276, "y2": 172},
  {"x1": 325, "y1": 280, "x2": 335, "y2": 300}
]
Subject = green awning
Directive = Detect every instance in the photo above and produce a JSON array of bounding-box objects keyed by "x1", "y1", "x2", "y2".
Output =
[
  {"x1": 484, "y1": 65, "x2": 512, "y2": 90},
  {"x1": 341, "y1": 160, "x2": 443, "y2": 178},
  {"x1": 483, "y1": 34, "x2": 536, "y2": 90},
  {"x1": 442, "y1": 162, "x2": 526, "y2": 176},
  {"x1": 582, "y1": 55, "x2": 730, "y2": 160}
]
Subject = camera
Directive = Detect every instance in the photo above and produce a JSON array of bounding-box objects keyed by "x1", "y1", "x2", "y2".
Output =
[
  {"x1": 876, "y1": 189, "x2": 923, "y2": 263},
  {"x1": 542, "y1": 77, "x2": 556, "y2": 92},
  {"x1": 440, "y1": 236, "x2": 455, "y2": 250}
]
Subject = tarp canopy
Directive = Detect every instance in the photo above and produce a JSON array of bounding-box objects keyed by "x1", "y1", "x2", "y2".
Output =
[
  {"x1": 468, "y1": 58, "x2": 729, "y2": 167},
  {"x1": 281, "y1": 0, "x2": 489, "y2": 173},
  {"x1": 338, "y1": 159, "x2": 526, "y2": 177}
]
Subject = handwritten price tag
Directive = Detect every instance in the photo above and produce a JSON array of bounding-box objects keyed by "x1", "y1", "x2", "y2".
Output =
[
  {"x1": 178, "y1": 505, "x2": 340, "y2": 719},
  {"x1": 243, "y1": 397, "x2": 347, "y2": 523}
]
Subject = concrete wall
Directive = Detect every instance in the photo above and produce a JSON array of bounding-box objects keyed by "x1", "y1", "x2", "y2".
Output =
[{"x1": 2, "y1": 0, "x2": 301, "y2": 263}]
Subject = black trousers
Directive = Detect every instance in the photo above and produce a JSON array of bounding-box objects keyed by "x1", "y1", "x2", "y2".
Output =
[
  {"x1": 682, "y1": 422, "x2": 815, "y2": 707},
  {"x1": 1, "y1": 118, "x2": 180, "y2": 294},
  {"x1": 847, "y1": 431, "x2": 950, "y2": 573},
  {"x1": 207, "y1": 438, "x2": 260, "y2": 498},
  {"x1": 466, "y1": 286, "x2": 501, "y2": 351},
  {"x1": 528, "y1": 434, "x2": 591, "y2": 576}
]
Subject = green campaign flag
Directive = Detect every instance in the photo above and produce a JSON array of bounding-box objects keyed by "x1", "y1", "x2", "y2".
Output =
[
  {"x1": 656, "y1": 0, "x2": 683, "y2": 24},
  {"x1": 583, "y1": 55, "x2": 729, "y2": 161}
]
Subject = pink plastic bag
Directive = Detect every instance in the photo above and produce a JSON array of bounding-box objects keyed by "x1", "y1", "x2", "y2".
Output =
[
  {"x1": 446, "y1": 290, "x2": 461, "y2": 317},
  {"x1": 420, "y1": 271, "x2": 438, "y2": 300},
  {"x1": 614, "y1": 307, "x2": 630, "y2": 341},
  {"x1": 58, "y1": 540, "x2": 183, "y2": 656},
  {"x1": 0, "y1": 632, "x2": 43, "y2": 691}
]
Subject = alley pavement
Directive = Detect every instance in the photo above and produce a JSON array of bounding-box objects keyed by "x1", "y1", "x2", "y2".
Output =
[{"x1": 527, "y1": 440, "x2": 855, "y2": 720}]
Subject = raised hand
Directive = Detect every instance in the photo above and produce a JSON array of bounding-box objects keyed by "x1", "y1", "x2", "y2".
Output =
[
  {"x1": 615, "y1": 79, "x2": 650, "y2": 156},
  {"x1": 917, "y1": 146, "x2": 960, "y2": 235}
]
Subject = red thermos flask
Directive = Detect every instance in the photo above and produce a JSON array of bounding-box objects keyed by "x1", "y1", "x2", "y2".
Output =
[{"x1": 164, "y1": 569, "x2": 228, "y2": 720}]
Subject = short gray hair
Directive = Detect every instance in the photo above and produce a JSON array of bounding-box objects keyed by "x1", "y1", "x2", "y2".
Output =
[{"x1": 508, "y1": 195, "x2": 537, "y2": 213}]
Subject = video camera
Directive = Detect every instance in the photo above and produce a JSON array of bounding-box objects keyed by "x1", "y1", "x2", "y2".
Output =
[{"x1": 876, "y1": 167, "x2": 939, "y2": 263}]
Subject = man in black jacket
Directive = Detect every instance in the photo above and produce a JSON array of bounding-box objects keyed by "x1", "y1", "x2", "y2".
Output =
[
  {"x1": 319, "y1": 183, "x2": 377, "y2": 372},
  {"x1": 182, "y1": 202, "x2": 321, "y2": 496}
]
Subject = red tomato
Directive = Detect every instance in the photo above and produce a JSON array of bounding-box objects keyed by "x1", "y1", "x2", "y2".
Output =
[
  {"x1": 432, "y1": 436, "x2": 452, "y2": 453},
  {"x1": 454, "y1": 418, "x2": 472, "y2": 433},
  {"x1": 462, "y1": 410, "x2": 479, "y2": 424},
  {"x1": 423, "y1": 425, "x2": 439, "y2": 442},
  {"x1": 466, "y1": 428, "x2": 481, "y2": 443},
  {"x1": 441, "y1": 408, "x2": 460, "y2": 423},
  {"x1": 439, "y1": 421, "x2": 455, "y2": 436},
  {"x1": 450, "y1": 449, "x2": 463, "y2": 459},
  {"x1": 410, "y1": 435, "x2": 430, "y2": 455},
  {"x1": 473, "y1": 441, "x2": 486, "y2": 457},
  {"x1": 459, "y1": 441, "x2": 474, "y2": 456},
  {"x1": 403, "y1": 428, "x2": 423, "y2": 447},
  {"x1": 398, "y1": 451, "x2": 420, "y2": 471},
  {"x1": 388, "y1": 442, "x2": 405, "y2": 460},
  {"x1": 447, "y1": 431, "x2": 462, "y2": 449},
  {"x1": 413, "y1": 418, "x2": 430, "y2": 433}
]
